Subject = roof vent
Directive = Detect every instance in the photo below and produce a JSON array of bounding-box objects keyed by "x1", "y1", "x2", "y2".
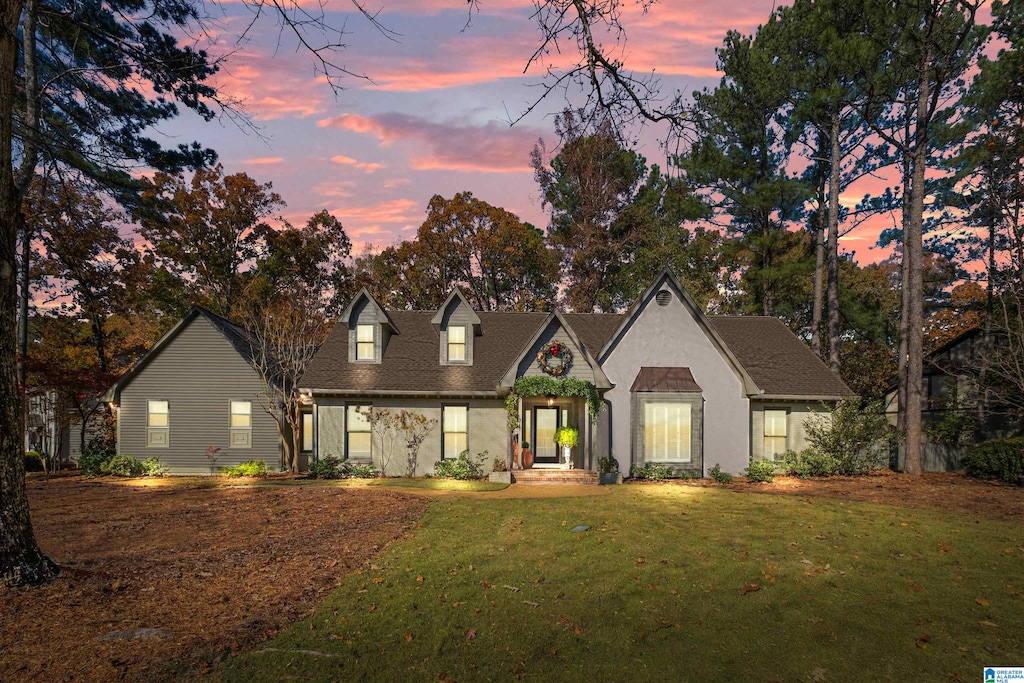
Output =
[{"x1": 655, "y1": 290, "x2": 672, "y2": 306}]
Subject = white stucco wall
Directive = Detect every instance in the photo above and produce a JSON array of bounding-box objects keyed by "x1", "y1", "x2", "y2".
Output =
[{"x1": 600, "y1": 286, "x2": 751, "y2": 476}]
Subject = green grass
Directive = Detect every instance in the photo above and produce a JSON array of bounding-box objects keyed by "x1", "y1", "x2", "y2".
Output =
[{"x1": 218, "y1": 485, "x2": 1024, "y2": 682}]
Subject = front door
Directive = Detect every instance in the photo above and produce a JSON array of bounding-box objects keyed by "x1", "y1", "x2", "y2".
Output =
[{"x1": 533, "y1": 407, "x2": 561, "y2": 464}]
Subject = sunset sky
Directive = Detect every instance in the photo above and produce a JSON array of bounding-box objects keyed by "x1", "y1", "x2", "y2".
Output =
[{"x1": 161, "y1": 0, "x2": 906, "y2": 263}]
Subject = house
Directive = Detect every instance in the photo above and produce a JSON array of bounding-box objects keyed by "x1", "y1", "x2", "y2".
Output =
[
  {"x1": 105, "y1": 307, "x2": 294, "y2": 474},
  {"x1": 300, "y1": 270, "x2": 854, "y2": 477},
  {"x1": 885, "y1": 327, "x2": 1021, "y2": 471}
]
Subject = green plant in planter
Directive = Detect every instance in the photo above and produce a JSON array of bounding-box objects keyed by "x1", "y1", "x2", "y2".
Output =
[
  {"x1": 554, "y1": 426, "x2": 579, "y2": 449},
  {"x1": 598, "y1": 456, "x2": 618, "y2": 474}
]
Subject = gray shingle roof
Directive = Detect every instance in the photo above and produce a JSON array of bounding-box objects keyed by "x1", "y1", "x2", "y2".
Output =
[
  {"x1": 300, "y1": 307, "x2": 855, "y2": 398},
  {"x1": 708, "y1": 316, "x2": 855, "y2": 397},
  {"x1": 631, "y1": 367, "x2": 702, "y2": 393}
]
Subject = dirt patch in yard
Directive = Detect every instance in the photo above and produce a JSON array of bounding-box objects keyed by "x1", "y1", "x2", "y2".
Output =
[
  {"x1": 665, "y1": 470, "x2": 1024, "y2": 521},
  {"x1": 0, "y1": 476, "x2": 427, "y2": 682}
]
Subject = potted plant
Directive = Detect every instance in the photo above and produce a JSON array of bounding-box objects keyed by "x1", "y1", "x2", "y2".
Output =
[
  {"x1": 554, "y1": 426, "x2": 579, "y2": 469},
  {"x1": 520, "y1": 442, "x2": 533, "y2": 469},
  {"x1": 489, "y1": 457, "x2": 512, "y2": 484},
  {"x1": 598, "y1": 456, "x2": 621, "y2": 485}
]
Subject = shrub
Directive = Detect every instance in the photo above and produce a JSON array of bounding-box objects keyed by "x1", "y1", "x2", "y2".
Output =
[
  {"x1": 631, "y1": 462, "x2": 673, "y2": 481},
  {"x1": 745, "y1": 459, "x2": 776, "y2": 483},
  {"x1": 963, "y1": 438, "x2": 1024, "y2": 485},
  {"x1": 220, "y1": 460, "x2": 268, "y2": 477},
  {"x1": 554, "y1": 426, "x2": 579, "y2": 448},
  {"x1": 782, "y1": 448, "x2": 838, "y2": 478},
  {"x1": 434, "y1": 450, "x2": 485, "y2": 480},
  {"x1": 24, "y1": 451, "x2": 44, "y2": 473},
  {"x1": 345, "y1": 462, "x2": 379, "y2": 479},
  {"x1": 492, "y1": 457, "x2": 509, "y2": 473},
  {"x1": 79, "y1": 438, "x2": 115, "y2": 476},
  {"x1": 308, "y1": 455, "x2": 345, "y2": 479},
  {"x1": 102, "y1": 454, "x2": 144, "y2": 477},
  {"x1": 598, "y1": 456, "x2": 619, "y2": 474},
  {"x1": 140, "y1": 457, "x2": 168, "y2": 477},
  {"x1": 804, "y1": 398, "x2": 888, "y2": 475},
  {"x1": 709, "y1": 463, "x2": 733, "y2": 484}
]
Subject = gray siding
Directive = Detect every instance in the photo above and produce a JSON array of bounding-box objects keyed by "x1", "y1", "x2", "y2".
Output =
[
  {"x1": 750, "y1": 401, "x2": 828, "y2": 462},
  {"x1": 440, "y1": 301, "x2": 475, "y2": 366},
  {"x1": 601, "y1": 286, "x2": 750, "y2": 476},
  {"x1": 118, "y1": 316, "x2": 281, "y2": 474},
  {"x1": 314, "y1": 397, "x2": 507, "y2": 476},
  {"x1": 516, "y1": 321, "x2": 595, "y2": 382}
]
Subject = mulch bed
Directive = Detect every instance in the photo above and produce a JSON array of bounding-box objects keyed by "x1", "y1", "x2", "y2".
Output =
[
  {"x1": 0, "y1": 477, "x2": 427, "y2": 682},
  {"x1": 674, "y1": 470, "x2": 1024, "y2": 522}
]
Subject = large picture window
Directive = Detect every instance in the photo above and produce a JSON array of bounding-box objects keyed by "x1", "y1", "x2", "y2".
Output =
[
  {"x1": 347, "y1": 405, "x2": 372, "y2": 459},
  {"x1": 764, "y1": 409, "x2": 788, "y2": 459},
  {"x1": 447, "y1": 326, "x2": 467, "y2": 362},
  {"x1": 356, "y1": 324, "x2": 375, "y2": 361},
  {"x1": 230, "y1": 400, "x2": 252, "y2": 448},
  {"x1": 643, "y1": 402, "x2": 691, "y2": 462},
  {"x1": 147, "y1": 400, "x2": 169, "y2": 447},
  {"x1": 442, "y1": 405, "x2": 468, "y2": 459}
]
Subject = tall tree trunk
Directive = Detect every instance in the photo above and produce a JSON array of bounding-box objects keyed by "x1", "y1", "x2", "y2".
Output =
[
  {"x1": 978, "y1": 167, "x2": 997, "y2": 434},
  {"x1": 827, "y1": 116, "x2": 842, "y2": 374},
  {"x1": 811, "y1": 139, "x2": 826, "y2": 359},
  {"x1": 903, "y1": 80, "x2": 931, "y2": 477},
  {"x1": 896, "y1": 104, "x2": 913, "y2": 445},
  {"x1": 1, "y1": 0, "x2": 58, "y2": 586}
]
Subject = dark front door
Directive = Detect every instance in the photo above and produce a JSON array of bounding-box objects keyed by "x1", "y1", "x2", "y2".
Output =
[{"x1": 532, "y1": 407, "x2": 561, "y2": 463}]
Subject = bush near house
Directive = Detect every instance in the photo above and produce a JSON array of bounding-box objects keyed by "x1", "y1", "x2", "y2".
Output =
[
  {"x1": 631, "y1": 462, "x2": 673, "y2": 481},
  {"x1": 708, "y1": 463, "x2": 733, "y2": 484},
  {"x1": 307, "y1": 456, "x2": 379, "y2": 480},
  {"x1": 804, "y1": 398, "x2": 888, "y2": 475},
  {"x1": 963, "y1": 438, "x2": 1024, "y2": 485},
  {"x1": 78, "y1": 438, "x2": 115, "y2": 476},
  {"x1": 598, "y1": 456, "x2": 619, "y2": 474},
  {"x1": 433, "y1": 451, "x2": 486, "y2": 480},
  {"x1": 24, "y1": 451, "x2": 44, "y2": 473},
  {"x1": 745, "y1": 459, "x2": 775, "y2": 483},
  {"x1": 781, "y1": 448, "x2": 838, "y2": 478},
  {"x1": 140, "y1": 457, "x2": 169, "y2": 477},
  {"x1": 220, "y1": 460, "x2": 269, "y2": 478},
  {"x1": 101, "y1": 455, "x2": 145, "y2": 477}
]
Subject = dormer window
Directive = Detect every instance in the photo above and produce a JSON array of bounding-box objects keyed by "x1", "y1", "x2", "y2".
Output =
[
  {"x1": 356, "y1": 324, "x2": 375, "y2": 360},
  {"x1": 447, "y1": 326, "x2": 467, "y2": 362}
]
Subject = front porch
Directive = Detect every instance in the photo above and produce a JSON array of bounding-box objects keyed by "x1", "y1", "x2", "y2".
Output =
[
  {"x1": 511, "y1": 468, "x2": 600, "y2": 485},
  {"x1": 511, "y1": 394, "x2": 596, "y2": 471}
]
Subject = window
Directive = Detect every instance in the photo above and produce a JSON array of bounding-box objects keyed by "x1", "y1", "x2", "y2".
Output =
[
  {"x1": 230, "y1": 400, "x2": 252, "y2": 448},
  {"x1": 147, "y1": 400, "x2": 169, "y2": 447},
  {"x1": 356, "y1": 324, "x2": 375, "y2": 361},
  {"x1": 347, "y1": 405, "x2": 372, "y2": 459},
  {"x1": 447, "y1": 325, "x2": 467, "y2": 362},
  {"x1": 764, "y1": 409, "x2": 788, "y2": 459},
  {"x1": 301, "y1": 413, "x2": 314, "y2": 452},
  {"x1": 442, "y1": 405, "x2": 468, "y2": 459},
  {"x1": 644, "y1": 402, "x2": 691, "y2": 461}
]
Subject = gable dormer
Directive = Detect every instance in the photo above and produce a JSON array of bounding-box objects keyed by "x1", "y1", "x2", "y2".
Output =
[
  {"x1": 339, "y1": 288, "x2": 398, "y2": 364},
  {"x1": 431, "y1": 289, "x2": 481, "y2": 366}
]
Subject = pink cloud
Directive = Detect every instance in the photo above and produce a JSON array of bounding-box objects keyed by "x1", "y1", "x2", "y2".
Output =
[
  {"x1": 318, "y1": 112, "x2": 541, "y2": 173},
  {"x1": 243, "y1": 156, "x2": 284, "y2": 165},
  {"x1": 330, "y1": 155, "x2": 386, "y2": 173},
  {"x1": 214, "y1": 51, "x2": 327, "y2": 121}
]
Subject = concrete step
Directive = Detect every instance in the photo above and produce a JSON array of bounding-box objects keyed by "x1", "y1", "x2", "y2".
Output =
[{"x1": 511, "y1": 469, "x2": 600, "y2": 485}]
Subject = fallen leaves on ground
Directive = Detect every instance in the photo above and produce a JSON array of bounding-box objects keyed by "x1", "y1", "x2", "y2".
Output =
[{"x1": 1, "y1": 477, "x2": 426, "y2": 682}]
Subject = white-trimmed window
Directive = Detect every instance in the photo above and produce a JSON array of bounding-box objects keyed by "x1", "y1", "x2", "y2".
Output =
[
  {"x1": 347, "y1": 405, "x2": 372, "y2": 459},
  {"x1": 447, "y1": 326, "x2": 467, "y2": 362},
  {"x1": 442, "y1": 405, "x2": 468, "y2": 459},
  {"x1": 147, "y1": 400, "x2": 169, "y2": 447},
  {"x1": 301, "y1": 413, "x2": 314, "y2": 452},
  {"x1": 356, "y1": 324, "x2": 375, "y2": 361},
  {"x1": 764, "y1": 409, "x2": 788, "y2": 459},
  {"x1": 230, "y1": 400, "x2": 252, "y2": 448},
  {"x1": 643, "y1": 402, "x2": 691, "y2": 462}
]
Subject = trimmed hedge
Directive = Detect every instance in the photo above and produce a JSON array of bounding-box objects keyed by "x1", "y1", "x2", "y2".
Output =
[
  {"x1": 963, "y1": 438, "x2": 1024, "y2": 485},
  {"x1": 745, "y1": 459, "x2": 776, "y2": 483},
  {"x1": 220, "y1": 460, "x2": 269, "y2": 477},
  {"x1": 24, "y1": 451, "x2": 44, "y2": 472},
  {"x1": 102, "y1": 454, "x2": 144, "y2": 477},
  {"x1": 631, "y1": 462, "x2": 673, "y2": 481}
]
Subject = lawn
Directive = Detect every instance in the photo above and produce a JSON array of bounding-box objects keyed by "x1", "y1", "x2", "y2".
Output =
[{"x1": 218, "y1": 483, "x2": 1024, "y2": 682}]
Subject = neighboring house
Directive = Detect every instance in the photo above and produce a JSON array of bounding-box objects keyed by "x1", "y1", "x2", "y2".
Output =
[
  {"x1": 300, "y1": 270, "x2": 855, "y2": 477},
  {"x1": 885, "y1": 327, "x2": 1021, "y2": 471},
  {"x1": 105, "y1": 307, "x2": 292, "y2": 474}
]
